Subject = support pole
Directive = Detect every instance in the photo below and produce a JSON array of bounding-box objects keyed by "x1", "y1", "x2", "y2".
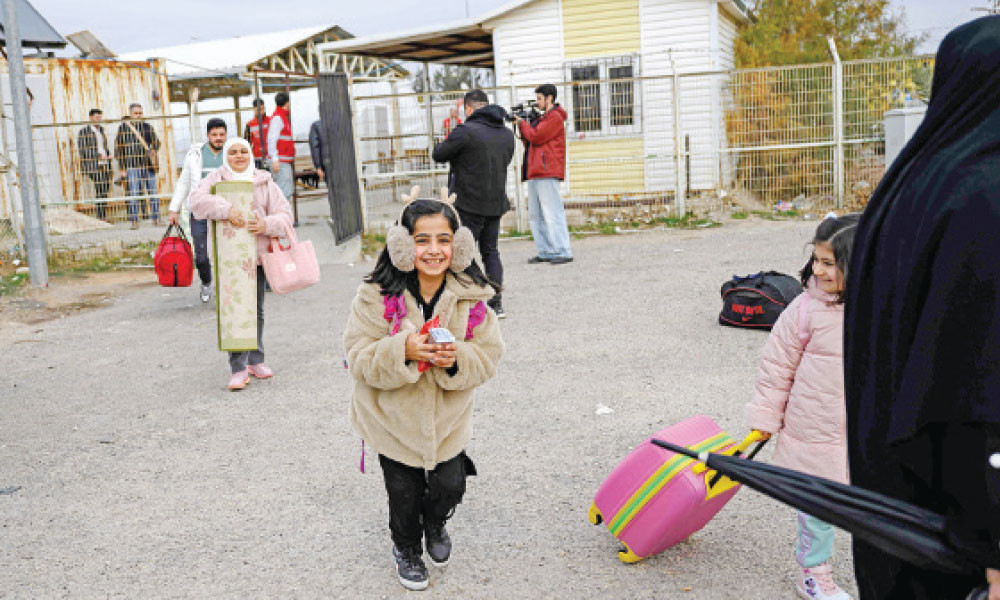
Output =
[
  {"x1": 233, "y1": 95, "x2": 242, "y2": 133},
  {"x1": 423, "y1": 63, "x2": 437, "y2": 191},
  {"x1": 285, "y1": 74, "x2": 298, "y2": 226},
  {"x1": 509, "y1": 65, "x2": 527, "y2": 233},
  {"x1": 669, "y1": 50, "x2": 686, "y2": 217},
  {"x1": 390, "y1": 79, "x2": 401, "y2": 203},
  {"x1": 0, "y1": 65, "x2": 23, "y2": 250},
  {"x1": 348, "y1": 74, "x2": 368, "y2": 232},
  {"x1": 187, "y1": 86, "x2": 200, "y2": 148},
  {"x1": 5, "y1": 0, "x2": 47, "y2": 285},
  {"x1": 828, "y1": 37, "x2": 845, "y2": 209}
]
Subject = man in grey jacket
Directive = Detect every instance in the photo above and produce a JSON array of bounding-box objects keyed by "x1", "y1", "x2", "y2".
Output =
[{"x1": 168, "y1": 118, "x2": 227, "y2": 302}]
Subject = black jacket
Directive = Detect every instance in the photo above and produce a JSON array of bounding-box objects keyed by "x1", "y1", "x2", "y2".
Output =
[
  {"x1": 77, "y1": 124, "x2": 110, "y2": 175},
  {"x1": 432, "y1": 105, "x2": 515, "y2": 217},
  {"x1": 308, "y1": 120, "x2": 325, "y2": 171}
]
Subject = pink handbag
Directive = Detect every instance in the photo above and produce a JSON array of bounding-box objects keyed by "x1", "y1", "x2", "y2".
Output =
[{"x1": 260, "y1": 222, "x2": 320, "y2": 294}]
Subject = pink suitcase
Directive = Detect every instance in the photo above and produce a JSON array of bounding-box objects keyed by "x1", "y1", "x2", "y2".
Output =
[{"x1": 588, "y1": 415, "x2": 766, "y2": 563}]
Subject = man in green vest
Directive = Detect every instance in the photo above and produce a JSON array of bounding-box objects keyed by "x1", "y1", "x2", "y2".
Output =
[{"x1": 168, "y1": 118, "x2": 227, "y2": 303}]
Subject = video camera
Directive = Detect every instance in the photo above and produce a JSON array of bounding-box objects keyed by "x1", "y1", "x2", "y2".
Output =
[{"x1": 505, "y1": 99, "x2": 541, "y2": 123}]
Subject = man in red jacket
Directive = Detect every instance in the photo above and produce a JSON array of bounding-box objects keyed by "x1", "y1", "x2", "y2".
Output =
[{"x1": 514, "y1": 84, "x2": 573, "y2": 264}]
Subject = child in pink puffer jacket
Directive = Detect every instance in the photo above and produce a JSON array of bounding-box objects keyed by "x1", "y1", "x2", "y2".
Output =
[{"x1": 745, "y1": 213, "x2": 860, "y2": 600}]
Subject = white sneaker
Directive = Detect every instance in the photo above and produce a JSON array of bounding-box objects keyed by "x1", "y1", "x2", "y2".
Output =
[
  {"x1": 200, "y1": 284, "x2": 211, "y2": 303},
  {"x1": 796, "y1": 563, "x2": 852, "y2": 600}
]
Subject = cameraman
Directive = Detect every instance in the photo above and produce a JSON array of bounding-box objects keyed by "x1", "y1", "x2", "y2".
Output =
[
  {"x1": 432, "y1": 89, "x2": 514, "y2": 318},
  {"x1": 513, "y1": 84, "x2": 573, "y2": 265}
]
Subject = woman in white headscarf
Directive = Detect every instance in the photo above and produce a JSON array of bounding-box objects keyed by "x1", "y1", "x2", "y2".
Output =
[{"x1": 190, "y1": 136, "x2": 293, "y2": 390}]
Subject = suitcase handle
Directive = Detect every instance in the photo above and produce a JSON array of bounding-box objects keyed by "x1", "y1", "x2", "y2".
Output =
[{"x1": 706, "y1": 431, "x2": 769, "y2": 488}]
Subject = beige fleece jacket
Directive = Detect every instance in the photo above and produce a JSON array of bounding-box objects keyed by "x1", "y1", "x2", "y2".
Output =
[{"x1": 344, "y1": 274, "x2": 504, "y2": 470}]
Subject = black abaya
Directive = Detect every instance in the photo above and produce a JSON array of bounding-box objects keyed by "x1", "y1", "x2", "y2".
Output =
[{"x1": 845, "y1": 16, "x2": 1000, "y2": 600}]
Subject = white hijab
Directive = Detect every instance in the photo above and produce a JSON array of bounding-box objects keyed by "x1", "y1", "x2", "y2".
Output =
[{"x1": 222, "y1": 137, "x2": 255, "y2": 181}]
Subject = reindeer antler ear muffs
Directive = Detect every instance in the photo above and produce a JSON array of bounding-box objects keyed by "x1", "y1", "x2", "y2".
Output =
[{"x1": 385, "y1": 186, "x2": 476, "y2": 273}]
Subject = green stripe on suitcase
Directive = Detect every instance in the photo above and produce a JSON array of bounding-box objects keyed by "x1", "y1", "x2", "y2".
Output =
[{"x1": 608, "y1": 432, "x2": 735, "y2": 537}]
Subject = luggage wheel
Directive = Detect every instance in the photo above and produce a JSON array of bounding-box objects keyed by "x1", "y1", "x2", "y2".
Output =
[
  {"x1": 587, "y1": 501, "x2": 603, "y2": 525},
  {"x1": 617, "y1": 543, "x2": 644, "y2": 564}
]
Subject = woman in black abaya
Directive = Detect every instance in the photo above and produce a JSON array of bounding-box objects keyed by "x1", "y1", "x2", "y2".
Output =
[{"x1": 845, "y1": 16, "x2": 1000, "y2": 600}]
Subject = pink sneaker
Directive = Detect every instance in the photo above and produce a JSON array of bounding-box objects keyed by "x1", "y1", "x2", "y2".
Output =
[
  {"x1": 228, "y1": 370, "x2": 250, "y2": 391},
  {"x1": 247, "y1": 363, "x2": 274, "y2": 379},
  {"x1": 797, "y1": 563, "x2": 852, "y2": 600}
]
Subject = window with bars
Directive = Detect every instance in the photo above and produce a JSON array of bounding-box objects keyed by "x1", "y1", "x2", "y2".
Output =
[{"x1": 565, "y1": 56, "x2": 640, "y2": 136}]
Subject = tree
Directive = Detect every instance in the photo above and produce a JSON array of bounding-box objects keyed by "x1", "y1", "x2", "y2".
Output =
[
  {"x1": 726, "y1": 0, "x2": 930, "y2": 208},
  {"x1": 736, "y1": 0, "x2": 926, "y2": 68},
  {"x1": 412, "y1": 65, "x2": 495, "y2": 96}
]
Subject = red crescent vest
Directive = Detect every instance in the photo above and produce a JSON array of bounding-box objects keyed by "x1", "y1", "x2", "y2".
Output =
[
  {"x1": 247, "y1": 115, "x2": 270, "y2": 159},
  {"x1": 272, "y1": 105, "x2": 295, "y2": 164}
]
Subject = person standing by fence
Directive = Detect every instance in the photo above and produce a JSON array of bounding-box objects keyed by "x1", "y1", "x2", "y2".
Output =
[
  {"x1": 432, "y1": 89, "x2": 514, "y2": 318},
  {"x1": 267, "y1": 92, "x2": 295, "y2": 201},
  {"x1": 115, "y1": 103, "x2": 161, "y2": 229},
  {"x1": 77, "y1": 108, "x2": 112, "y2": 221},
  {"x1": 514, "y1": 84, "x2": 573, "y2": 265},
  {"x1": 244, "y1": 99, "x2": 270, "y2": 170},
  {"x1": 168, "y1": 117, "x2": 227, "y2": 303},
  {"x1": 308, "y1": 119, "x2": 325, "y2": 182}
]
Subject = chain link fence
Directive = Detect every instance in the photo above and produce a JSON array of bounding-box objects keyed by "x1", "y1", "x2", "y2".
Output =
[
  {"x1": 352, "y1": 53, "x2": 935, "y2": 232},
  {"x1": 0, "y1": 106, "x2": 257, "y2": 255}
]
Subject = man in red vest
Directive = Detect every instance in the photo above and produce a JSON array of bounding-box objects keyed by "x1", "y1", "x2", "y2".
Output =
[
  {"x1": 268, "y1": 92, "x2": 295, "y2": 200},
  {"x1": 442, "y1": 106, "x2": 462, "y2": 138},
  {"x1": 244, "y1": 99, "x2": 270, "y2": 169}
]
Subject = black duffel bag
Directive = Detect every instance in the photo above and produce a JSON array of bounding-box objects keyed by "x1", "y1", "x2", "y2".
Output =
[{"x1": 719, "y1": 271, "x2": 803, "y2": 330}]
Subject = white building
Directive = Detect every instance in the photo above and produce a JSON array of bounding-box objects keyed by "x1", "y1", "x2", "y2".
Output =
[{"x1": 321, "y1": 0, "x2": 750, "y2": 202}]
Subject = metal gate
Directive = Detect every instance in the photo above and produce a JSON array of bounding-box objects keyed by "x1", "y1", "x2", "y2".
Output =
[{"x1": 318, "y1": 72, "x2": 364, "y2": 243}]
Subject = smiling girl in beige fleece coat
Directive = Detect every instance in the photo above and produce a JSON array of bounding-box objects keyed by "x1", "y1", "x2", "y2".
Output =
[{"x1": 344, "y1": 192, "x2": 503, "y2": 592}]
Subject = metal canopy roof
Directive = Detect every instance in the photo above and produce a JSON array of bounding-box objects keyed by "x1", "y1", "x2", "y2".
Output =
[
  {"x1": 119, "y1": 25, "x2": 406, "y2": 102},
  {"x1": 321, "y1": 21, "x2": 496, "y2": 68},
  {"x1": 317, "y1": 0, "x2": 751, "y2": 69},
  {"x1": 0, "y1": 0, "x2": 67, "y2": 50}
]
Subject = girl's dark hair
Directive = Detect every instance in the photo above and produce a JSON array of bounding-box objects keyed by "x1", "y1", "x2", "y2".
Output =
[
  {"x1": 365, "y1": 199, "x2": 500, "y2": 296},
  {"x1": 800, "y1": 213, "x2": 861, "y2": 303}
]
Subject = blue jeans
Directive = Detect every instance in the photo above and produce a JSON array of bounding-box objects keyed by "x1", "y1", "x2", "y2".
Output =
[
  {"x1": 796, "y1": 512, "x2": 834, "y2": 567},
  {"x1": 275, "y1": 163, "x2": 294, "y2": 200},
  {"x1": 126, "y1": 168, "x2": 158, "y2": 223},
  {"x1": 527, "y1": 178, "x2": 572, "y2": 259}
]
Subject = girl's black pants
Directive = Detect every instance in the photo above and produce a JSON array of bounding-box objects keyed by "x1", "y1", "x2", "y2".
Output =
[{"x1": 378, "y1": 452, "x2": 476, "y2": 549}]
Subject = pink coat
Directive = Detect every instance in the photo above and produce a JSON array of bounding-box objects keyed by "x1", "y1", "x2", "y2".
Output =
[
  {"x1": 189, "y1": 168, "x2": 293, "y2": 265},
  {"x1": 744, "y1": 279, "x2": 849, "y2": 484}
]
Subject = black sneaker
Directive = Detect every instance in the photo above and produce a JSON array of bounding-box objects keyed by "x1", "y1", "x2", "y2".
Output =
[
  {"x1": 424, "y1": 523, "x2": 452, "y2": 567},
  {"x1": 392, "y1": 545, "x2": 429, "y2": 591},
  {"x1": 487, "y1": 297, "x2": 507, "y2": 320},
  {"x1": 550, "y1": 256, "x2": 574, "y2": 265},
  {"x1": 527, "y1": 256, "x2": 550, "y2": 264}
]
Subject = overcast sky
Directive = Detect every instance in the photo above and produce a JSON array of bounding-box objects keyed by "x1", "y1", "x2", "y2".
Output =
[{"x1": 26, "y1": 0, "x2": 994, "y2": 57}]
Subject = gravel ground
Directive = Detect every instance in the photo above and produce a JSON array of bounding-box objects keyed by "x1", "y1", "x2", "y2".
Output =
[{"x1": 0, "y1": 217, "x2": 858, "y2": 599}]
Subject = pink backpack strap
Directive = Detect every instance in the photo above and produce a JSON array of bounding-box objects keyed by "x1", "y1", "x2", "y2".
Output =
[
  {"x1": 383, "y1": 294, "x2": 407, "y2": 336},
  {"x1": 465, "y1": 301, "x2": 487, "y2": 340},
  {"x1": 797, "y1": 292, "x2": 811, "y2": 347}
]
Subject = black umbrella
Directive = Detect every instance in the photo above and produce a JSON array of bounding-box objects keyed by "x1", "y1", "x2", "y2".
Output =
[{"x1": 651, "y1": 438, "x2": 987, "y2": 576}]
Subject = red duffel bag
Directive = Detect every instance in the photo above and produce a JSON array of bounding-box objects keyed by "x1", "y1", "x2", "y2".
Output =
[{"x1": 154, "y1": 223, "x2": 194, "y2": 287}]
